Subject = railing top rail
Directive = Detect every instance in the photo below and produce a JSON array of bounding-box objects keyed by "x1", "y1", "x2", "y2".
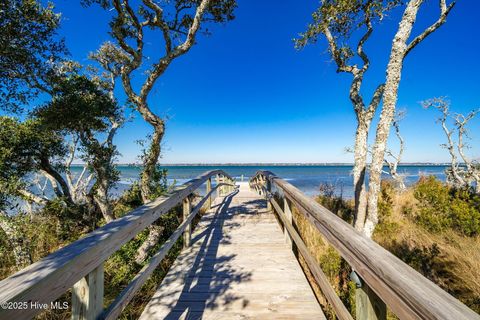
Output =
[
  {"x1": 250, "y1": 170, "x2": 479, "y2": 320},
  {"x1": 0, "y1": 169, "x2": 233, "y2": 318}
]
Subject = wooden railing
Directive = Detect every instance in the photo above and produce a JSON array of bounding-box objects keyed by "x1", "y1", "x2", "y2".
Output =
[
  {"x1": 0, "y1": 170, "x2": 236, "y2": 320},
  {"x1": 250, "y1": 170, "x2": 480, "y2": 320}
]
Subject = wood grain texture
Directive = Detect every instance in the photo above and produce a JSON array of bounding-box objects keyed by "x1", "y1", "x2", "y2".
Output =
[
  {"x1": 0, "y1": 170, "x2": 232, "y2": 320},
  {"x1": 102, "y1": 185, "x2": 229, "y2": 320},
  {"x1": 356, "y1": 284, "x2": 387, "y2": 320},
  {"x1": 252, "y1": 171, "x2": 480, "y2": 320},
  {"x1": 269, "y1": 197, "x2": 353, "y2": 320},
  {"x1": 183, "y1": 196, "x2": 192, "y2": 249},
  {"x1": 139, "y1": 182, "x2": 325, "y2": 320},
  {"x1": 71, "y1": 264, "x2": 104, "y2": 320}
]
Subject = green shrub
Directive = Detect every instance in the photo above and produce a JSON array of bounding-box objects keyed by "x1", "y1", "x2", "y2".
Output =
[
  {"x1": 412, "y1": 176, "x2": 480, "y2": 236},
  {"x1": 374, "y1": 181, "x2": 399, "y2": 236},
  {"x1": 316, "y1": 183, "x2": 354, "y2": 224},
  {"x1": 388, "y1": 240, "x2": 448, "y2": 285}
]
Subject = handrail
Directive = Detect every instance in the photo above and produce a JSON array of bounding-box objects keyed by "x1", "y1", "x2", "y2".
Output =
[
  {"x1": 250, "y1": 170, "x2": 480, "y2": 320},
  {"x1": 0, "y1": 170, "x2": 235, "y2": 320}
]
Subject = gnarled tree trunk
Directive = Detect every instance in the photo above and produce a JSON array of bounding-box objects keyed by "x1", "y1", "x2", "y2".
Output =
[
  {"x1": 365, "y1": 0, "x2": 422, "y2": 238},
  {"x1": 353, "y1": 120, "x2": 370, "y2": 232},
  {"x1": 139, "y1": 117, "x2": 165, "y2": 202}
]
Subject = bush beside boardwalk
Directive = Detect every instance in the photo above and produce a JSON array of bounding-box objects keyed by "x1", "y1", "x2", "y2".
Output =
[{"x1": 289, "y1": 176, "x2": 480, "y2": 319}]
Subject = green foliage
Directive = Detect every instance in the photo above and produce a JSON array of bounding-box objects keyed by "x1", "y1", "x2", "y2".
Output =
[
  {"x1": 295, "y1": 0, "x2": 400, "y2": 50},
  {"x1": 148, "y1": 167, "x2": 170, "y2": 199},
  {"x1": 82, "y1": 0, "x2": 236, "y2": 36},
  {"x1": 0, "y1": 0, "x2": 66, "y2": 113},
  {"x1": 411, "y1": 176, "x2": 480, "y2": 236},
  {"x1": 35, "y1": 74, "x2": 122, "y2": 202},
  {"x1": 391, "y1": 241, "x2": 442, "y2": 280},
  {"x1": 375, "y1": 180, "x2": 399, "y2": 236},
  {"x1": 34, "y1": 75, "x2": 120, "y2": 133},
  {"x1": 0, "y1": 117, "x2": 66, "y2": 208},
  {"x1": 316, "y1": 182, "x2": 354, "y2": 223}
]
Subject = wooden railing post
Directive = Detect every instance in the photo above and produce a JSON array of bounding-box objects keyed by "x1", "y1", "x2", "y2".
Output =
[
  {"x1": 216, "y1": 175, "x2": 221, "y2": 198},
  {"x1": 183, "y1": 195, "x2": 192, "y2": 248},
  {"x1": 354, "y1": 274, "x2": 387, "y2": 320},
  {"x1": 266, "y1": 178, "x2": 272, "y2": 211},
  {"x1": 283, "y1": 197, "x2": 293, "y2": 248},
  {"x1": 206, "y1": 177, "x2": 212, "y2": 208},
  {"x1": 72, "y1": 264, "x2": 104, "y2": 320}
]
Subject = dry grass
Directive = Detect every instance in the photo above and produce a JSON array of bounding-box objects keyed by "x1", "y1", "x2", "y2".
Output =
[
  {"x1": 374, "y1": 189, "x2": 480, "y2": 312},
  {"x1": 280, "y1": 188, "x2": 480, "y2": 319}
]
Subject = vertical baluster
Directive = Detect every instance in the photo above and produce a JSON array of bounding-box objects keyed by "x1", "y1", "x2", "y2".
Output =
[
  {"x1": 354, "y1": 274, "x2": 387, "y2": 320},
  {"x1": 266, "y1": 178, "x2": 272, "y2": 211},
  {"x1": 206, "y1": 177, "x2": 212, "y2": 209},
  {"x1": 183, "y1": 195, "x2": 192, "y2": 248},
  {"x1": 216, "y1": 175, "x2": 220, "y2": 198},
  {"x1": 283, "y1": 197, "x2": 293, "y2": 248},
  {"x1": 72, "y1": 264, "x2": 104, "y2": 320}
]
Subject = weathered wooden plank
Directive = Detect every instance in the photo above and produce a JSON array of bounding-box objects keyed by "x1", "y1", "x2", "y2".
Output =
[
  {"x1": 253, "y1": 171, "x2": 480, "y2": 320},
  {"x1": 269, "y1": 197, "x2": 353, "y2": 320},
  {"x1": 102, "y1": 185, "x2": 228, "y2": 320},
  {"x1": 140, "y1": 182, "x2": 325, "y2": 320}
]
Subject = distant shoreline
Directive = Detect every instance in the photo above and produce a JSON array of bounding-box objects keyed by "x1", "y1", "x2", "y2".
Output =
[{"x1": 71, "y1": 163, "x2": 451, "y2": 167}]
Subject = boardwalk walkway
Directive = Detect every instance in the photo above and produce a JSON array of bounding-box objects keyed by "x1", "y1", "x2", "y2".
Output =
[
  {"x1": 1, "y1": 171, "x2": 478, "y2": 320},
  {"x1": 140, "y1": 182, "x2": 325, "y2": 320}
]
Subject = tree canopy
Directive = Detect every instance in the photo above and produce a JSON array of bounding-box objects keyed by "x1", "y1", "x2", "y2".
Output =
[{"x1": 0, "y1": 0, "x2": 66, "y2": 113}]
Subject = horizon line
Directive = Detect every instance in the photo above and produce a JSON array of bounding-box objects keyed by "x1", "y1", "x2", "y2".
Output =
[{"x1": 69, "y1": 162, "x2": 452, "y2": 166}]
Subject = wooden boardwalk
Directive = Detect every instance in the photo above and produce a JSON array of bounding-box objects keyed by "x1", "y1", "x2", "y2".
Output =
[
  {"x1": 2, "y1": 171, "x2": 478, "y2": 320},
  {"x1": 140, "y1": 182, "x2": 325, "y2": 320}
]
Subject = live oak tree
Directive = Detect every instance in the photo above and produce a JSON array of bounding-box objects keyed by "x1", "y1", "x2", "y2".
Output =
[
  {"x1": 34, "y1": 75, "x2": 122, "y2": 222},
  {"x1": 83, "y1": 0, "x2": 236, "y2": 262},
  {"x1": 0, "y1": 0, "x2": 66, "y2": 113},
  {"x1": 298, "y1": 0, "x2": 454, "y2": 237},
  {"x1": 0, "y1": 1, "x2": 125, "y2": 267},
  {"x1": 0, "y1": 0, "x2": 66, "y2": 266},
  {"x1": 82, "y1": 0, "x2": 236, "y2": 202},
  {"x1": 0, "y1": 117, "x2": 67, "y2": 267}
]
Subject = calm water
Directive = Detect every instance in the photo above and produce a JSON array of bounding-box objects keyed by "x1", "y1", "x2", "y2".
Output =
[{"x1": 105, "y1": 165, "x2": 448, "y2": 198}]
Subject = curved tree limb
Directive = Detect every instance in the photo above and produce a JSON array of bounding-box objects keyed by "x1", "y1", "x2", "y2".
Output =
[{"x1": 405, "y1": 0, "x2": 455, "y2": 57}]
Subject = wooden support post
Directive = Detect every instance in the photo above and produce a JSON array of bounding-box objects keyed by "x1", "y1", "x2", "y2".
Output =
[
  {"x1": 206, "y1": 177, "x2": 212, "y2": 209},
  {"x1": 72, "y1": 264, "x2": 104, "y2": 320},
  {"x1": 283, "y1": 197, "x2": 293, "y2": 248},
  {"x1": 183, "y1": 196, "x2": 192, "y2": 248},
  {"x1": 266, "y1": 178, "x2": 272, "y2": 211},
  {"x1": 216, "y1": 175, "x2": 221, "y2": 198},
  {"x1": 258, "y1": 177, "x2": 263, "y2": 195},
  {"x1": 356, "y1": 279, "x2": 387, "y2": 320}
]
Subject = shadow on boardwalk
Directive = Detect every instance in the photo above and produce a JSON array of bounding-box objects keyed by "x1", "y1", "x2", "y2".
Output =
[
  {"x1": 145, "y1": 190, "x2": 255, "y2": 319},
  {"x1": 140, "y1": 183, "x2": 324, "y2": 320}
]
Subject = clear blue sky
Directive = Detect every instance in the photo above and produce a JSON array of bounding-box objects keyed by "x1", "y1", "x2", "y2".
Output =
[{"x1": 54, "y1": 0, "x2": 479, "y2": 164}]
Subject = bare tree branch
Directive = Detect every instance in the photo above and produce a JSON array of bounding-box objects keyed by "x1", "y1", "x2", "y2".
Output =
[{"x1": 405, "y1": 0, "x2": 455, "y2": 57}]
